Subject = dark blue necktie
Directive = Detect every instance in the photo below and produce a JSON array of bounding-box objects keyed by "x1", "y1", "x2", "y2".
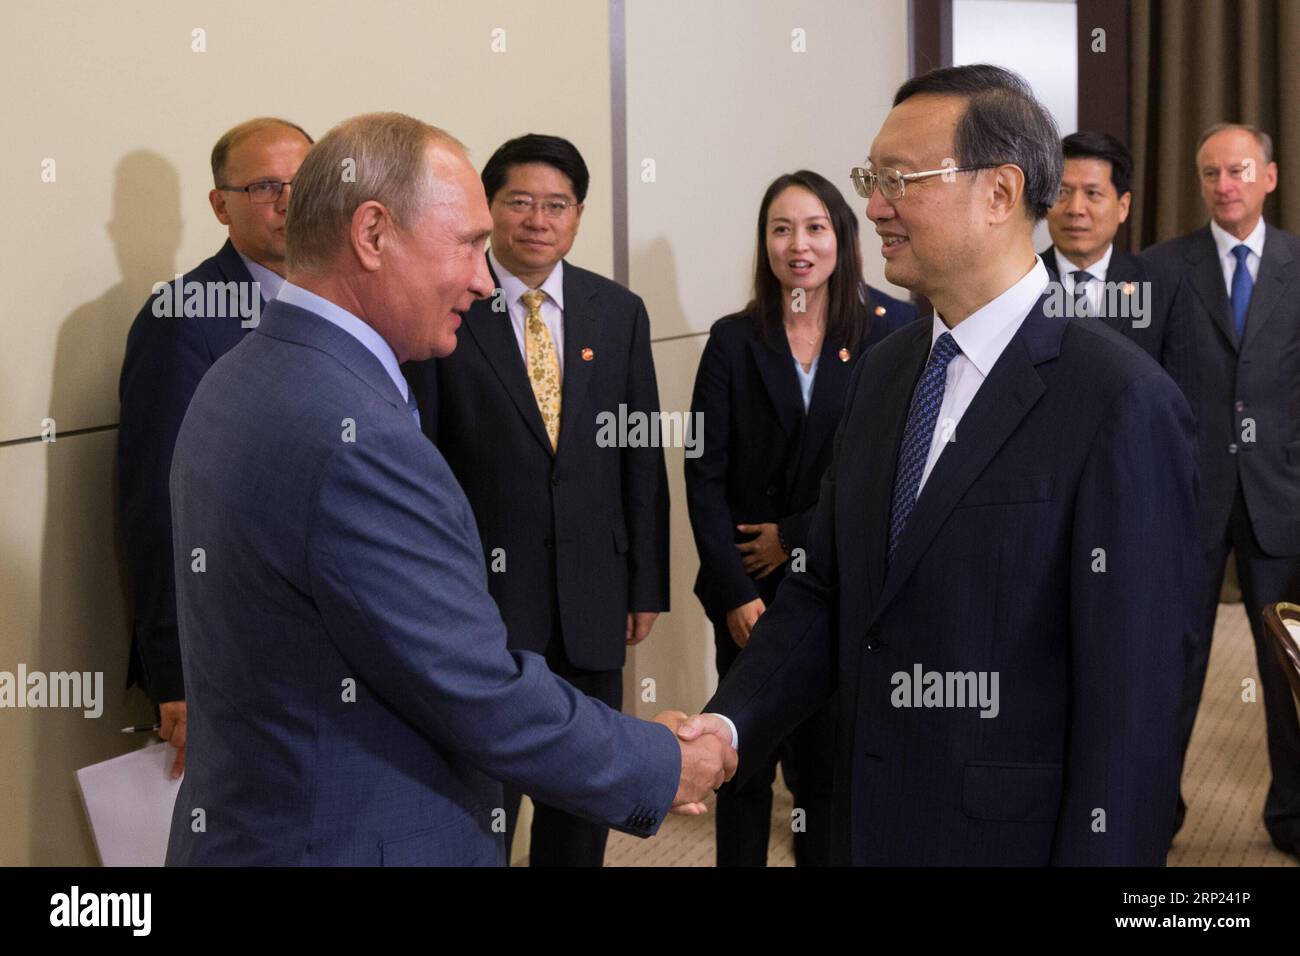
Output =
[
  {"x1": 405, "y1": 389, "x2": 422, "y2": 429},
  {"x1": 1071, "y1": 269, "x2": 1094, "y2": 316},
  {"x1": 1230, "y1": 244, "x2": 1253, "y2": 338},
  {"x1": 888, "y1": 332, "x2": 962, "y2": 561}
]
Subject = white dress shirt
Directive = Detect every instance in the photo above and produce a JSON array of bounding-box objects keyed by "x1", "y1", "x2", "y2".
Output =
[
  {"x1": 275, "y1": 281, "x2": 409, "y2": 403},
  {"x1": 711, "y1": 259, "x2": 1050, "y2": 752},
  {"x1": 1053, "y1": 243, "x2": 1112, "y2": 316},
  {"x1": 918, "y1": 257, "x2": 1049, "y2": 492},
  {"x1": 1210, "y1": 217, "x2": 1265, "y2": 293},
  {"x1": 489, "y1": 247, "x2": 566, "y2": 379}
]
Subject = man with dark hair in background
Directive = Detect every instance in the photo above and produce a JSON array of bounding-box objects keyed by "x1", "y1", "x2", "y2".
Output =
[
  {"x1": 677, "y1": 64, "x2": 1196, "y2": 865},
  {"x1": 1142, "y1": 122, "x2": 1300, "y2": 857},
  {"x1": 403, "y1": 134, "x2": 670, "y2": 866},
  {"x1": 1041, "y1": 131, "x2": 1189, "y2": 394},
  {"x1": 118, "y1": 117, "x2": 312, "y2": 779}
]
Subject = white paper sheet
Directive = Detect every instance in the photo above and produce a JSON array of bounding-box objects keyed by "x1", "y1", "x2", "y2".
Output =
[{"x1": 75, "y1": 742, "x2": 181, "y2": 867}]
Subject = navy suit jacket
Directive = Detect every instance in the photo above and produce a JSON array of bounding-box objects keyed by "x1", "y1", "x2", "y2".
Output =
[
  {"x1": 402, "y1": 259, "x2": 669, "y2": 671},
  {"x1": 118, "y1": 239, "x2": 256, "y2": 703},
  {"x1": 686, "y1": 290, "x2": 916, "y2": 620},
  {"x1": 1039, "y1": 243, "x2": 1193, "y2": 404},
  {"x1": 706, "y1": 296, "x2": 1197, "y2": 865},
  {"x1": 165, "y1": 298, "x2": 679, "y2": 866},
  {"x1": 1141, "y1": 224, "x2": 1300, "y2": 555}
]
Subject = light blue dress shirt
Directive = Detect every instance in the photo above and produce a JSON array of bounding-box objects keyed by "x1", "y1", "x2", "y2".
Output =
[
  {"x1": 237, "y1": 252, "x2": 287, "y2": 302},
  {"x1": 794, "y1": 355, "x2": 819, "y2": 411}
]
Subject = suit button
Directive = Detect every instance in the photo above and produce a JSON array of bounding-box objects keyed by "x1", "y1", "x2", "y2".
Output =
[
  {"x1": 551, "y1": 476, "x2": 560, "y2": 486},
  {"x1": 766, "y1": 485, "x2": 777, "y2": 496},
  {"x1": 865, "y1": 642, "x2": 879, "y2": 652},
  {"x1": 1235, "y1": 400, "x2": 1245, "y2": 412},
  {"x1": 1227, "y1": 443, "x2": 1238, "y2": 454}
]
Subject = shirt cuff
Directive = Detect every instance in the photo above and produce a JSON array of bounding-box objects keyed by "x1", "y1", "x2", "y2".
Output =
[{"x1": 708, "y1": 713, "x2": 739, "y2": 751}]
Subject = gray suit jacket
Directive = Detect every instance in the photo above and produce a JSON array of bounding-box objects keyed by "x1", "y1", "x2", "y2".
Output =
[{"x1": 1142, "y1": 223, "x2": 1300, "y2": 554}]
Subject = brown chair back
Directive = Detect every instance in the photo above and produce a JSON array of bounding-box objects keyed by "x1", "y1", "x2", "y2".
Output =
[{"x1": 1262, "y1": 602, "x2": 1300, "y2": 705}]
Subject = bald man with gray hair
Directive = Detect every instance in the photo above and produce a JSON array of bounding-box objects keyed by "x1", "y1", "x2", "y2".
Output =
[{"x1": 165, "y1": 113, "x2": 734, "y2": 866}]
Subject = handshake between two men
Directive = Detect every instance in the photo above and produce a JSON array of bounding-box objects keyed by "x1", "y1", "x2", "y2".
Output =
[{"x1": 652, "y1": 712, "x2": 740, "y2": 815}]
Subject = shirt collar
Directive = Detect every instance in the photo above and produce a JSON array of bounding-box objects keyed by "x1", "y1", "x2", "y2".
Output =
[
  {"x1": 932, "y1": 257, "x2": 1050, "y2": 378},
  {"x1": 1210, "y1": 217, "x2": 1266, "y2": 262},
  {"x1": 274, "y1": 281, "x2": 408, "y2": 402},
  {"x1": 1054, "y1": 242, "x2": 1113, "y2": 283},
  {"x1": 488, "y1": 246, "x2": 565, "y2": 311},
  {"x1": 237, "y1": 252, "x2": 287, "y2": 301}
]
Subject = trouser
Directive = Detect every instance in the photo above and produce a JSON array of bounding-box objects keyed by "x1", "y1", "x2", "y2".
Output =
[
  {"x1": 1178, "y1": 485, "x2": 1300, "y2": 846},
  {"x1": 713, "y1": 621, "x2": 835, "y2": 867},
  {"x1": 501, "y1": 637, "x2": 623, "y2": 867}
]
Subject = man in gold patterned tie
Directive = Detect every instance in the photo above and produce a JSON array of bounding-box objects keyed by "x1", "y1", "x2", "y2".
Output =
[{"x1": 403, "y1": 134, "x2": 670, "y2": 866}]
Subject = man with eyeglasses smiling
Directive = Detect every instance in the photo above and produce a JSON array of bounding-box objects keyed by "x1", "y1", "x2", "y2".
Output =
[
  {"x1": 678, "y1": 64, "x2": 1196, "y2": 865},
  {"x1": 403, "y1": 134, "x2": 670, "y2": 867},
  {"x1": 118, "y1": 117, "x2": 312, "y2": 781}
]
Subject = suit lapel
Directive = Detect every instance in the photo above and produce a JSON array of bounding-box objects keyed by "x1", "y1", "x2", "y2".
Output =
[
  {"x1": 464, "y1": 259, "x2": 555, "y2": 455},
  {"x1": 1240, "y1": 224, "x2": 1295, "y2": 353},
  {"x1": 793, "y1": 335, "x2": 855, "y2": 481},
  {"x1": 557, "y1": 265, "x2": 598, "y2": 458},
  {"x1": 747, "y1": 325, "x2": 805, "y2": 440},
  {"x1": 866, "y1": 297, "x2": 1059, "y2": 633},
  {"x1": 1184, "y1": 226, "x2": 1237, "y2": 352}
]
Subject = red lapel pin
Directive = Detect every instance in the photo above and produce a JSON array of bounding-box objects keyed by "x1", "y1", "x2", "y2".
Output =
[
  {"x1": 838, "y1": 348, "x2": 851, "y2": 362},
  {"x1": 581, "y1": 347, "x2": 594, "y2": 362}
]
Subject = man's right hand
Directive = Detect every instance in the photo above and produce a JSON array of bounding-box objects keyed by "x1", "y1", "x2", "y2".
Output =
[
  {"x1": 725, "y1": 598, "x2": 766, "y2": 648},
  {"x1": 653, "y1": 710, "x2": 737, "y2": 815},
  {"x1": 158, "y1": 700, "x2": 187, "y2": 779}
]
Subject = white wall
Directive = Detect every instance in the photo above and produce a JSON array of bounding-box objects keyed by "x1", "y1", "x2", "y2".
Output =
[{"x1": 952, "y1": 0, "x2": 1078, "y2": 250}]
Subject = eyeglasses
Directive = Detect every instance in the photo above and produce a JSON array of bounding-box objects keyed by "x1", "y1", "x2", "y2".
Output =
[
  {"x1": 849, "y1": 163, "x2": 999, "y2": 200},
  {"x1": 498, "y1": 196, "x2": 579, "y2": 219},
  {"x1": 217, "y1": 180, "x2": 294, "y2": 204}
]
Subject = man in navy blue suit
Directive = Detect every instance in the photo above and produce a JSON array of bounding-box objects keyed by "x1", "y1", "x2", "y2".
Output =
[
  {"x1": 118, "y1": 117, "x2": 312, "y2": 778},
  {"x1": 679, "y1": 65, "x2": 1197, "y2": 865},
  {"x1": 164, "y1": 113, "x2": 731, "y2": 866}
]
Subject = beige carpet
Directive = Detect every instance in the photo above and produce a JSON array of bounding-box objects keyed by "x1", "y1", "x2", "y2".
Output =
[{"x1": 596, "y1": 603, "x2": 1296, "y2": 867}]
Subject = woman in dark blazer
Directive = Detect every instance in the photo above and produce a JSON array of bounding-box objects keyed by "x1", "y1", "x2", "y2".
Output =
[{"x1": 686, "y1": 169, "x2": 915, "y2": 866}]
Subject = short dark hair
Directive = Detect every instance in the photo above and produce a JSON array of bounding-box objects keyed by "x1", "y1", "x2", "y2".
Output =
[
  {"x1": 1062, "y1": 131, "x2": 1133, "y2": 197},
  {"x1": 480, "y1": 133, "x2": 590, "y2": 205},
  {"x1": 747, "y1": 170, "x2": 868, "y2": 350},
  {"x1": 892, "y1": 64, "x2": 1062, "y2": 221}
]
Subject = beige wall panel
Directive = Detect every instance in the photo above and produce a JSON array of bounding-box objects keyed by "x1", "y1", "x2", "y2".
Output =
[
  {"x1": 1, "y1": 0, "x2": 613, "y2": 443},
  {"x1": 0, "y1": 432, "x2": 154, "y2": 866},
  {"x1": 625, "y1": 0, "x2": 911, "y2": 341},
  {"x1": 624, "y1": 334, "x2": 716, "y2": 721}
]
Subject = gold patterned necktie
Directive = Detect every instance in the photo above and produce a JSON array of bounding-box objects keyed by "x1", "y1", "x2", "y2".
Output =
[{"x1": 521, "y1": 289, "x2": 561, "y2": 450}]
